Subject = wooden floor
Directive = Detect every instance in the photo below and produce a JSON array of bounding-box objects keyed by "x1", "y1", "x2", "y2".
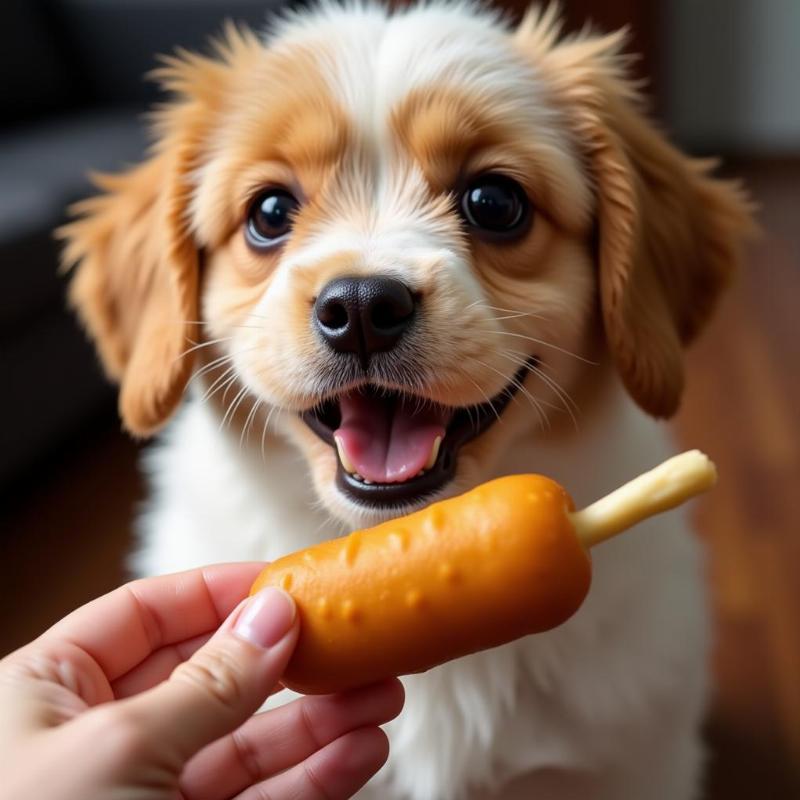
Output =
[{"x1": 1, "y1": 159, "x2": 798, "y2": 798}]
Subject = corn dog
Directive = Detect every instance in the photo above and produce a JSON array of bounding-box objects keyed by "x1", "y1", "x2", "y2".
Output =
[{"x1": 251, "y1": 450, "x2": 717, "y2": 694}]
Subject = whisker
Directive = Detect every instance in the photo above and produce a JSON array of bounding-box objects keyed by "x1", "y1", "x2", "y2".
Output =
[
  {"x1": 462, "y1": 373, "x2": 501, "y2": 425},
  {"x1": 484, "y1": 309, "x2": 547, "y2": 323},
  {"x1": 261, "y1": 404, "x2": 278, "y2": 462},
  {"x1": 241, "y1": 311, "x2": 279, "y2": 323},
  {"x1": 221, "y1": 384, "x2": 250, "y2": 431},
  {"x1": 218, "y1": 371, "x2": 242, "y2": 408},
  {"x1": 511, "y1": 348, "x2": 580, "y2": 417},
  {"x1": 232, "y1": 385, "x2": 254, "y2": 428},
  {"x1": 500, "y1": 349, "x2": 579, "y2": 412},
  {"x1": 529, "y1": 365, "x2": 578, "y2": 430},
  {"x1": 189, "y1": 353, "x2": 235, "y2": 386},
  {"x1": 463, "y1": 300, "x2": 548, "y2": 322},
  {"x1": 174, "y1": 336, "x2": 233, "y2": 362},
  {"x1": 460, "y1": 301, "x2": 593, "y2": 365},
  {"x1": 218, "y1": 382, "x2": 243, "y2": 428},
  {"x1": 488, "y1": 330, "x2": 597, "y2": 365},
  {"x1": 240, "y1": 396, "x2": 262, "y2": 449},
  {"x1": 496, "y1": 349, "x2": 580, "y2": 428},
  {"x1": 189, "y1": 343, "x2": 266, "y2": 390},
  {"x1": 530, "y1": 363, "x2": 580, "y2": 416},
  {"x1": 195, "y1": 371, "x2": 235, "y2": 411},
  {"x1": 199, "y1": 365, "x2": 237, "y2": 404},
  {"x1": 473, "y1": 358, "x2": 549, "y2": 430},
  {"x1": 486, "y1": 312, "x2": 542, "y2": 322}
]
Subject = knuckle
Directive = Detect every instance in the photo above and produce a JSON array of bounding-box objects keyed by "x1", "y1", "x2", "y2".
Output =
[
  {"x1": 171, "y1": 644, "x2": 247, "y2": 710},
  {"x1": 299, "y1": 699, "x2": 326, "y2": 751},
  {"x1": 303, "y1": 759, "x2": 333, "y2": 800},
  {"x1": 231, "y1": 728, "x2": 263, "y2": 784}
]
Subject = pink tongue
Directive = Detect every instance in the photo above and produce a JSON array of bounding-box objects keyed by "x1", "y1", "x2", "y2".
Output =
[{"x1": 335, "y1": 394, "x2": 449, "y2": 483}]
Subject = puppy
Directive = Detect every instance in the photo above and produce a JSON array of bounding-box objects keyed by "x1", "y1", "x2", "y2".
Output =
[{"x1": 62, "y1": 3, "x2": 753, "y2": 798}]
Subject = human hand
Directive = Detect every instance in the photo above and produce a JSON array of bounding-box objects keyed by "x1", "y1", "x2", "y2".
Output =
[{"x1": 0, "y1": 563, "x2": 403, "y2": 800}]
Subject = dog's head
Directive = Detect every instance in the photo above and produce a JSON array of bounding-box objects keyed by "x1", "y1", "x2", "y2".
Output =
[{"x1": 62, "y1": 3, "x2": 752, "y2": 526}]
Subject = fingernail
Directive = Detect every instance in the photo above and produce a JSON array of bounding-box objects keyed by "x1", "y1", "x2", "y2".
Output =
[{"x1": 234, "y1": 588, "x2": 296, "y2": 648}]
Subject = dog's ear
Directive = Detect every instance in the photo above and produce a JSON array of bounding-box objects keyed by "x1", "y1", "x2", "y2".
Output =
[
  {"x1": 515, "y1": 7, "x2": 756, "y2": 417},
  {"x1": 62, "y1": 147, "x2": 198, "y2": 436},
  {"x1": 60, "y1": 25, "x2": 260, "y2": 435}
]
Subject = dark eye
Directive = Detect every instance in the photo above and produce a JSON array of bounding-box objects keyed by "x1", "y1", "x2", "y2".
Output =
[
  {"x1": 460, "y1": 174, "x2": 530, "y2": 236},
  {"x1": 246, "y1": 189, "x2": 299, "y2": 248}
]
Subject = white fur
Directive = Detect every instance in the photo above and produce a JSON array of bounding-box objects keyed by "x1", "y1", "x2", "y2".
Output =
[
  {"x1": 135, "y1": 380, "x2": 708, "y2": 800},
  {"x1": 268, "y1": 1, "x2": 549, "y2": 130},
  {"x1": 265, "y1": 2, "x2": 587, "y2": 218}
]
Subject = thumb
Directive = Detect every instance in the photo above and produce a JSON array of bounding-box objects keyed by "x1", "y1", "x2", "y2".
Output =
[{"x1": 110, "y1": 587, "x2": 298, "y2": 764}]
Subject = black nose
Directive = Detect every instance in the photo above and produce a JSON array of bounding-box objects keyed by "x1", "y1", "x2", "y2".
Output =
[{"x1": 314, "y1": 276, "x2": 416, "y2": 367}]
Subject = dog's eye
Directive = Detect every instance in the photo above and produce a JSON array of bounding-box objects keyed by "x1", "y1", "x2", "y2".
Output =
[
  {"x1": 460, "y1": 175, "x2": 529, "y2": 235},
  {"x1": 246, "y1": 189, "x2": 299, "y2": 248}
]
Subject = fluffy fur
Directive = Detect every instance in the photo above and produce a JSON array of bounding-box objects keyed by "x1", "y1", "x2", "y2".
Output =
[{"x1": 61, "y1": 3, "x2": 754, "y2": 798}]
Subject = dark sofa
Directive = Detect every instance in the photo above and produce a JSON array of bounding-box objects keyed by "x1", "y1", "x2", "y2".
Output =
[{"x1": 0, "y1": 1, "x2": 290, "y2": 485}]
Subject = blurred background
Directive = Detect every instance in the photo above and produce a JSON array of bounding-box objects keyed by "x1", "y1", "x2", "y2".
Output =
[{"x1": 1, "y1": 1, "x2": 797, "y2": 797}]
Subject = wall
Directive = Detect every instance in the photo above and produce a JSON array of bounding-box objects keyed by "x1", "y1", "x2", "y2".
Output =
[{"x1": 664, "y1": 0, "x2": 800, "y2": 154}]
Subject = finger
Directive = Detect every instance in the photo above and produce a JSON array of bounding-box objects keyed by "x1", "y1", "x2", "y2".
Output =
[
  {"x1": 113, "y1": 638, "x2": 289, "y2": 701},
  {"x1": 111, "y1": 592, "x2": 255, "y2": 699},
  {"x1": 234, "y1": 727, "x2": 389, "y2": 800},
  {"x1": 87, "y1": 588, "x2": 298, "y2": 769},
  {"x1": 111, "y1": 632, "x2": 212, "y2": 698},
  {"x1": 0, "y1": 638, "x2": 112, "y2": 732},
  {"x1": 181, "y1": 679, "x2": 404, "y2": 799},
  {"x1": 42, "y1": 563, "x2": 264, "y2": 682}
]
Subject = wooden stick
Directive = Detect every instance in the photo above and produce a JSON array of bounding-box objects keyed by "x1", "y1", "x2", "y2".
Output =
[{"x1": 569, "y1": 450, "x2": 718, "y2": 549}]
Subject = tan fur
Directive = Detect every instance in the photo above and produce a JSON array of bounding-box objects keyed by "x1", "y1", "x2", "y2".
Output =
[
  {"x1": 61, "y1": 147, "x2": 199, "y2": 436},
  {"x1": 189, "y1": 44, "x2": 351, "y2": 249},
  {"x1": 62, "y1": 6, "x2": 754, "y2": 448},
  {"x1": 59, "y1": 25, "x2": 267, "y2": 435},
  {"x1": 392, "y1": 86, "x2": 591, "y2": 233},
  {"x1": 515, "y1": 8, "x2": 756, "y2": 416},
  {"x1": 61, "y1": 25, "x2": 351, "y2": 434}
]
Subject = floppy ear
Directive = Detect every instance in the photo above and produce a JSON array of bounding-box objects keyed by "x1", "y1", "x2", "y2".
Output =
[
  {"x1": 515, "y1": 7, "x2": 756, "y2": 417},
  {"x1": 61, "y1": 146, "x2": 198, "y2": 436},
  {"x1": 61, "y1": 25, "x2": 261, "y2": 435}
]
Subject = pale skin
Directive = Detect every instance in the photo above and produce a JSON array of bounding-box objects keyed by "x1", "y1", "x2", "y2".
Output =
[{"x1": 0, "y1": 563, "x2": 404, "y2": 800}]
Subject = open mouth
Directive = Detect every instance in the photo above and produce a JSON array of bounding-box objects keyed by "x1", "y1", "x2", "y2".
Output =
[{"x1": 302, "y1": 357, "x2": 538, "y2": 507}]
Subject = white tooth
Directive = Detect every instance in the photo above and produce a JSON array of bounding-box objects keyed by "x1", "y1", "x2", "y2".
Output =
[
  {"x1": 363, "y1": 478, "x2": 373, "y2": 484},
  {"x1": 425, "y1": 436, "x2": 442, "y2": 470},
  {"x1": 334, "y1": 436, "x2": 357, "y2": 474},
  {"x1": 353, "y1": 473, "x2": 363, "y2": 481}
]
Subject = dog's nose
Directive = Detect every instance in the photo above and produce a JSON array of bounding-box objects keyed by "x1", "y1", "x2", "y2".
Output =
[{"x1": 314, "y1": 276, "x2": 416, "y2": 365}]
